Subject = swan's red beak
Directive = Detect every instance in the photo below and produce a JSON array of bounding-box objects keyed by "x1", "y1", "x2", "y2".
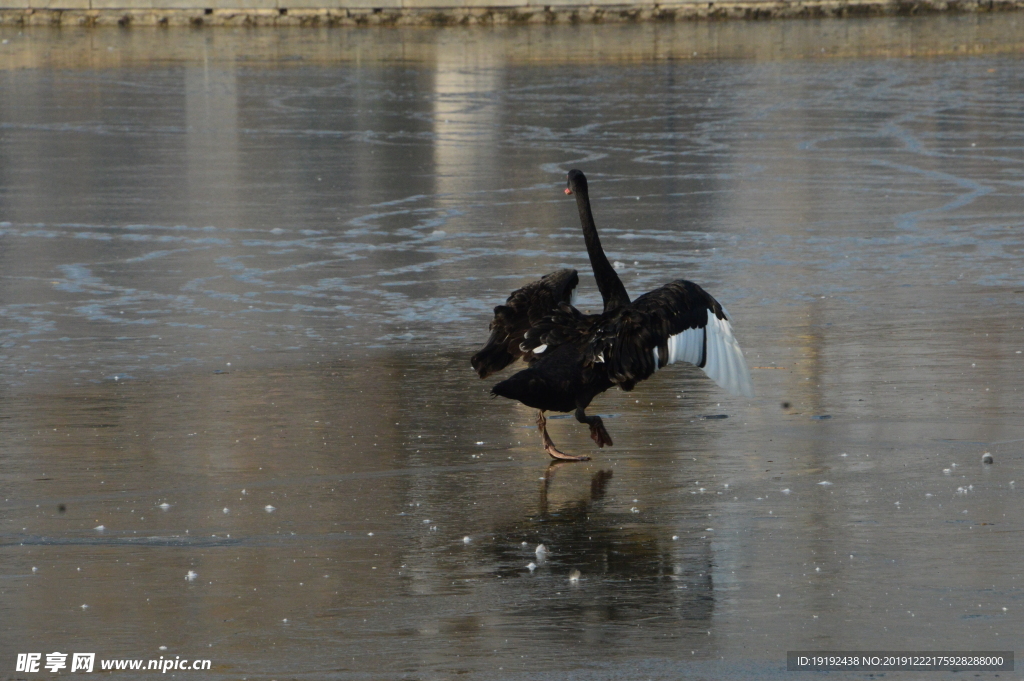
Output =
[{"x1": 564, "y1": 187, "x2": 573, "y2": 195}]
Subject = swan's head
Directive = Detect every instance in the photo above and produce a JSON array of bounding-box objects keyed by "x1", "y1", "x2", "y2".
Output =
[{"x1": 565, "y1": 169, "x2": 588, "y2": 195}]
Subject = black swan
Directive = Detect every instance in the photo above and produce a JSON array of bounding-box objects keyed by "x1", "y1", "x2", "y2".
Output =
[{"x1": 472, "y1": 169, "x2": 753, "y2": 461}]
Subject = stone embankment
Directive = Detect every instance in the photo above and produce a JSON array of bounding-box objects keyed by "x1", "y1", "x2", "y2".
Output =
[{"x1": 1, "y1": 0, "x2": 1021, "y2": 26}]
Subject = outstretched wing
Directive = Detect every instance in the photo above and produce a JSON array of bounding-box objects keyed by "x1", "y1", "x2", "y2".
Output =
[
  {"x1": 471, "y1": 269, "x2": 579, "y2": 379},
  {"x1": 597, "y1": 280, "x2": 754, "y2": 397}
]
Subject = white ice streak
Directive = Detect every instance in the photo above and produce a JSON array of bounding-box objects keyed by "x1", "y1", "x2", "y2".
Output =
[
  {"x1": 817, "y1": 481, "x2": 833, "y2": 486},
  {"x1": 186, "y1": 571, "x2": 198, "y2": 581},
  {"x1": 158, "y1": 503, "x2": 171, "y2": 511},
  {"x1": 535, "y1": 544, "x2": 548, "y2": 558},
  {"x1": 264, "y1": 505, "x2": 276, "y2": 513},
  {"x1": 655, "y1": 311, "x2": 754, "y2": 398}
]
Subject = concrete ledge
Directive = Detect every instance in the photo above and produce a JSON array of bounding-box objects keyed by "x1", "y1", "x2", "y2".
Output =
[
  {"x1": 214, "y1": 0, "x2": 278, "y2": 8},
  {"x1": 28, "y1": 0, "x2": 88, "y2": 9},
  {"x1": 2, "y1": 9, "x2": 1022, "y2": 64},
  {"x1": 0, "y1": 0, "x2": 1022, "y2": 23}
]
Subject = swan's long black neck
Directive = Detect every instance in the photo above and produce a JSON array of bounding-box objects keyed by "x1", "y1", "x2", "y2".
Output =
[{"x1": 573, "y1": 182, "x2": 631, "y2": 312}]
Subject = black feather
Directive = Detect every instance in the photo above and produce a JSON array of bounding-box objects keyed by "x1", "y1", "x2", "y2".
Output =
[{"x1": 471, "y1": 268, "x2": 578, "y2": 379}]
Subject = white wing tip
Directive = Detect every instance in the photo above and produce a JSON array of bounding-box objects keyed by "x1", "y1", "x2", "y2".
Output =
[
  {"x1": 658, "y1": 309, "x2": 753, "y2": 397},
  {"x1": 702, "y1": 313, "x2": 754, "y2": 399}
]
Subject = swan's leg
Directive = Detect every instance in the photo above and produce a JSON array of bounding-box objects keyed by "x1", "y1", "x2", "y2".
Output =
[
  {"x1": 575, "y1": 407, "x2": 613, "y2": 448},
  {"x1": 537, "y1": 410, "x2": 591, "y2": 462}
]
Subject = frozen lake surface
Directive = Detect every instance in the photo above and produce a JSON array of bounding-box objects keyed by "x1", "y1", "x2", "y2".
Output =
[{"x1": 1, "y1": 17, "x2": 1023, "y2": 680}]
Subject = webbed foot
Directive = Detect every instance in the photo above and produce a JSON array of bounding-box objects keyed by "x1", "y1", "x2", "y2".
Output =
[{"x1": 538, "y1": 410, "x2": 591, "y2": 462}]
